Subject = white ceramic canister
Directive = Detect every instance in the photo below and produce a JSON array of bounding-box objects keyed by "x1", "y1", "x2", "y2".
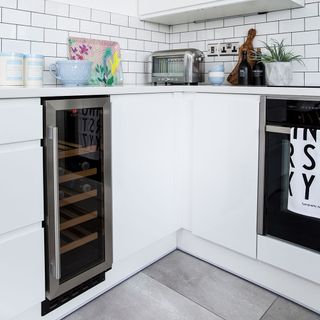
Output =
[
  {"x1": 0, "y1": 52, "x2": 24, "y2": 86},
  {"x1": 24, "y1": 54, "x2": 44, "y2": 87}
]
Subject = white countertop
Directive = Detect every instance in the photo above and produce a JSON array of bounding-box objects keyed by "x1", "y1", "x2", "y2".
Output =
[{"x1": 1, "y1": 84, "x2": 320, "y2": 99}]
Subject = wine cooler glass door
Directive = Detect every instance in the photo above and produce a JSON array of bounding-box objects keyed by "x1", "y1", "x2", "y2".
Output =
[{"x1": 45, "y1": 97, "x2": 112, "y2": 300}]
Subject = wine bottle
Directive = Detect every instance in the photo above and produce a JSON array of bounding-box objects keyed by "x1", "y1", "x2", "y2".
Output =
[
  {"x1": 65, "y1": 179, "x2": 92, "y2": 193},
  {"x1": 238, "y1": 50, "x2": 252, "y2": 86},
  {"x1": 252, "y1": 48, "x2": 266, "y2": 86},
  {"x1": 68, "y1": 161, "x2": 91, "y2": 172}
]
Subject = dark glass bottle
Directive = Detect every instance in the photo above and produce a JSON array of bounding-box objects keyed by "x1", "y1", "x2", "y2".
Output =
[
  {"x1": 252, "y1": 48, "x2": 266, "y2": 86},
  {"x1": 238, "y1": 50, "x2": 252, "y2": 86}
]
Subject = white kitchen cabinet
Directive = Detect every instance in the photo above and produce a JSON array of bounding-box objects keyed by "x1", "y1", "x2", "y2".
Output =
[
  {"x1": 191, "y1": 93, "x2": 260, "y2": 258},
  {"x1": 111, "y1": 93, "x2": 181, "y2": 262},
  {"x1": 0, "y1": 143, "x2": 43, "y2": 235},
  {"x1": 0, "y1": 226, "x2": 45, "y2": 320},
  {"x1": 139, "y1": 0, "x2": 304, "y2": 25},
  {"x1": 0, "y1": 99, "x2": 42, "y2": 145}
]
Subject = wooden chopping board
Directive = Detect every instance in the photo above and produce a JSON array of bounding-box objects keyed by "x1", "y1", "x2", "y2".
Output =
[{"x1": 227, "y1": 28, "x2": 257, "y2": 85}]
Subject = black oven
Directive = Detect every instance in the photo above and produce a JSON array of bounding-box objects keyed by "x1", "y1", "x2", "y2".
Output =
[{"x1": 258, "y1": 97, "x2": 320, "y2": 253}]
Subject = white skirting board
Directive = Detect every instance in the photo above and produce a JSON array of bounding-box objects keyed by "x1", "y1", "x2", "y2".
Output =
[
  {"x1": 13, "y1": 233, "x2": 177, "y2": 320},
  {"x1": 177, "y1": 229, "x2": 320, "y2": 314},
  {"x1": 13, "y1": 229, "x2": 320, "y2": 319}
]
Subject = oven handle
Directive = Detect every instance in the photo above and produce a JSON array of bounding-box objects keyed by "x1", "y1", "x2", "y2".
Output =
[
  {"x1": 48, "y1": 126, "x2": 61, "y2": 280},
  {"x1": 266, "y1": 125, "x2": 291, "y2": 135}
]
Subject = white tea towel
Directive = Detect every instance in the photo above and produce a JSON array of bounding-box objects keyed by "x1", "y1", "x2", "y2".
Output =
[{"x1": 288, "y1": 128, "x2": 320, "y2": 219}]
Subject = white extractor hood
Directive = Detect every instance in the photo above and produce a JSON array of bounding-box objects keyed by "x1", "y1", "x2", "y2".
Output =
[{"x1": 138, "y1": 0, "x2": 305, "y2": 25}]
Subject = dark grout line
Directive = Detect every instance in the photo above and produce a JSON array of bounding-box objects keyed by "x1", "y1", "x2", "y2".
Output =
[
  {"x1": 258, "y1": 296, "x2": 278, "y2": 320},
  {"x1": 142, "y1": 271, "x2": 228, "y2": 320}
]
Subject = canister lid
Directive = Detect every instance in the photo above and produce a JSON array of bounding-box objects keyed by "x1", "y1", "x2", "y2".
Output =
[
  {"x1": 0, "y1": 52, "x2": 24, "y2": 57},
  {"x1": 24, "y1": 54, "x2": 44, "y2": 59}
]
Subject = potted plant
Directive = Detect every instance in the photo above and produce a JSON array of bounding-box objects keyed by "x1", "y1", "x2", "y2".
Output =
[{"x1": 256, "y1": 39, "x2": 303, "y2": 86}]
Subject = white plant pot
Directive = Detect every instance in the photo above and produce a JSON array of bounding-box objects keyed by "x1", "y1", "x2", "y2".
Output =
[{"x1": 265, "y1": 62, "x2": 293, "y2": 86}]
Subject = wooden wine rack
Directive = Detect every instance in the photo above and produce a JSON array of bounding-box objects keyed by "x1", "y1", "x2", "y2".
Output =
[{"x1": 58, "y1": 140, "x2": 101, "y2": 255}]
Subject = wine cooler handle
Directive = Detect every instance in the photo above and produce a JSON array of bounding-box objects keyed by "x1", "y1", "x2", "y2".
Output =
[{"x1": 49, "y1": 126, "x2": 61, "y2": 280}]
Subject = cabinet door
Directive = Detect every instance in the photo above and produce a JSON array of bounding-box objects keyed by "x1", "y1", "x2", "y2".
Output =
[
  {"x1": 191, "y1": 94, "x2": 260, "y2": 258},
  {"x1": 111, "y1": 93, "x2": 180, "y2": 262},
  {"x1": 0, "y1": 144, "x2": 43, "y2": 235},
  {"x1": 0, "y1": 227, "x2": 45, "y2": 320}
]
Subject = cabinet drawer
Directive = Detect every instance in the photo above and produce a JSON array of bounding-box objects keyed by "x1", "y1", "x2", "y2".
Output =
[
  {"x1": 0, "y1": 99, "x2": 42, "y2": 145},
  {"x1": 0, "y1": 227, "x2": 45, "y2": 320},
  {"x1": 0, "y1": 144, "x2": 43, "y2": 235}
]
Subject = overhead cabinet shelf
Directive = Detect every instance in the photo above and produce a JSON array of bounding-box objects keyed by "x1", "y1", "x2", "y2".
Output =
[{"x1": 138, "y1": 0, "x2": 305, "y2": 25}]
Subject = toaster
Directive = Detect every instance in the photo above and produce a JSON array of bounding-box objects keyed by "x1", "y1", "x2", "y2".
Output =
[{"x1": 151, "y1": 49, "x2": 205, "y2": 85}]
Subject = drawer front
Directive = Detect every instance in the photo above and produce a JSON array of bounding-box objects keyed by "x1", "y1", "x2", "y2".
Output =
[
  {"x1": 0, "y1": 227, "x2": 45, "y2": 320},
  {"x1": 0, "y1": 99, "x2": 42, "y2": 145},
  {"x1": 0, "y1": 144, "x2": 43, "y2": 235}
]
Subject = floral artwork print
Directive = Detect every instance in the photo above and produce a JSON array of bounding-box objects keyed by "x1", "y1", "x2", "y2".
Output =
[{"x1": 68, "y1": 37, "x2": 123, "y2": 86}]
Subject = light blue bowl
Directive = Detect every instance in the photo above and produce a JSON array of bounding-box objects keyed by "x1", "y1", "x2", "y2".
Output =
[
  {"x1": 208, "y1": 64, "x2": 225, "y2": 86},
  {"x1": 49, "y1": 60, "x2": 92, "y2": 86}
]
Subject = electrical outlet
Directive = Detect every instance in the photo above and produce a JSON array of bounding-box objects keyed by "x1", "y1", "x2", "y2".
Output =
[
  {"x1": 207, "y1": 42, "x2": 240, "y2": 57},
  {"x1": 219, "y1": 42, "x2": 240, "y2": 56},
  {"x1": 207, "y1": 43, "x2": 219, "y2": 56}
]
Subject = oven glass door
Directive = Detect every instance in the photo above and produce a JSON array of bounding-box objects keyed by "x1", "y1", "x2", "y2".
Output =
[
  {"x1": 264, "y1": 127, "x2": 320, "y2": 253},
  {"x1": 45, "y1": 97, "x2": 112, "y2": 300}
]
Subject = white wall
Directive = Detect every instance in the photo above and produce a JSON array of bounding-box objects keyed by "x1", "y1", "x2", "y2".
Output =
[{"x1": 54, "y1": 0, "x2": 138, "y2": 16}]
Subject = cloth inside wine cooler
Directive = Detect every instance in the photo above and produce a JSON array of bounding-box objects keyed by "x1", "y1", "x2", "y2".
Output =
[{"x1": 288, "y1": 127, "x2": 320, "y2": 219}]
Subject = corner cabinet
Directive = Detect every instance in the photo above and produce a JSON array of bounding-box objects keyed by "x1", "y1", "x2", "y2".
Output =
[
  {"x1": 138, "y1": 0, "x2": 304, "y2": 25},
  {"x1": 191, "y1": 93, "x2": 260, "y2": 258},
  {"x1": 111, "y1": 93, "x2": 181, "y2": 262}
]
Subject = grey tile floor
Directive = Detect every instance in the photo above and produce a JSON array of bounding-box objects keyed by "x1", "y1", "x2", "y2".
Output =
[{"x1": 64, "y1": 250, "x2": 320, "y2": 320}]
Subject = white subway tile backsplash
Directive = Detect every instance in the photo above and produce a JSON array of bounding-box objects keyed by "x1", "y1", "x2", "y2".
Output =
[
  {"x1": 70, "y1": 5, "x2": 91, "y2": 20},
  {"x1": 2, "y1": 38, "x2": 30, "y2": 53},
  {"x1": 0, "y1": 23, "x2": 16, "y2": 39},
  {"x1": 292, "y1": 3, "x2": 319, "y2": 18},
  {"x1": 225, "y1": 16, "x2": 244, "y2": 27},
  {"x1": 144, "y1": 41, "x2": 158, "y2": 52},
  {"x1": 129, "y1": 16, "x2": 144, "y2": 29},
  {"x1": 172, "y1": 24, "x2": 188, "y2": 33},
  {"x1": 45, "y1": 0, "x2": 68, "y2": 17},
  {"x1": 18, "y1": 0, "x2": 44, "y2": 13},
  {"x1": 215, "y1": 27, "x2": 233, "y2": 39},
  {"x1": 137, "y1": 29, "x2": 151, "y2": 41},
  {"x1": 56, "y1": 43, "x2": 68, "y2": 57},
  {"x1": 128, "y1": 39, "x2": 144, "y2": 50},
  {"x1": 188, "y1": 22, "x2": 205, "y2": 31},
  {"x1": 205, "y1": 19, "x2": 223, "y2": 29},
  {"x1": 0, "y1": 0, "x2": 17, "y2": 8},
  {"x1": 292, "y1": 30, "x2": 319, "y2": 45},
  {"x1": 45, "y1": 28, "x2": 68, "y2": 44},
  {"x1": 244, "y1": 14, "x2": 266, "y2": 24},
  {"x1": 305, "y1": 16, "x2": 320, "y2": 30},
  {"x1": 120, "y1": 26, "x2": 136, "y2": 39},
  {"x1": 306, "y1": 44, "x2": 320, "y2": 58},
  {"x1": 17, "y1": 25, "x2": 43, "y2": 41},
  {"x1": 152, "y1": 31, "x2": 166, "y2": 43},
  {"x1": 91, "y1": 9, "x2": 110, "y2": 24},
  {"x1": 80, "y1": 20, "x2": 100, "y2": 34},
  {"x1": 255, "y1": 21, "x2": 279, "y2": 35},
  {"x1": 111, "y1": 13, "x2": 128, "y2": 27},
  {"x1": 101, "y1": 23, "x2": 119, "y2": 37},
  {"x1": 144, "y1": 21, "x2": 159, "y2": 32},
  {"x1": 2, "y1": 8, "x2": 30, "y2": 25},
  {"x1": 32, "y1": 13, "x2": 56, "y2": 29},
  {"x1": 0, "y1": 0, "x2": 319, "y2": 86},
  {"x1": 305, "y1": 72, "x2": 320, "y2": 85},
  {"x1": 32, "y1": 41, "x2": 56, "y2": 56},
  {"x1": 57, "y1": 17, "x2": 79, "y2": 32},
  {"x1": 279, "y1": 18, "x2": 304, "y2": 33},
  {"x1": 267, "y1": 10, "x2": 291, "y2": 21}
]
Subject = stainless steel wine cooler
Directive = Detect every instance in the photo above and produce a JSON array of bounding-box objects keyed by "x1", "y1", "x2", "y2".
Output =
[{"x1": 42, "y1": 97, "x2": 112, "y2": 315}]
